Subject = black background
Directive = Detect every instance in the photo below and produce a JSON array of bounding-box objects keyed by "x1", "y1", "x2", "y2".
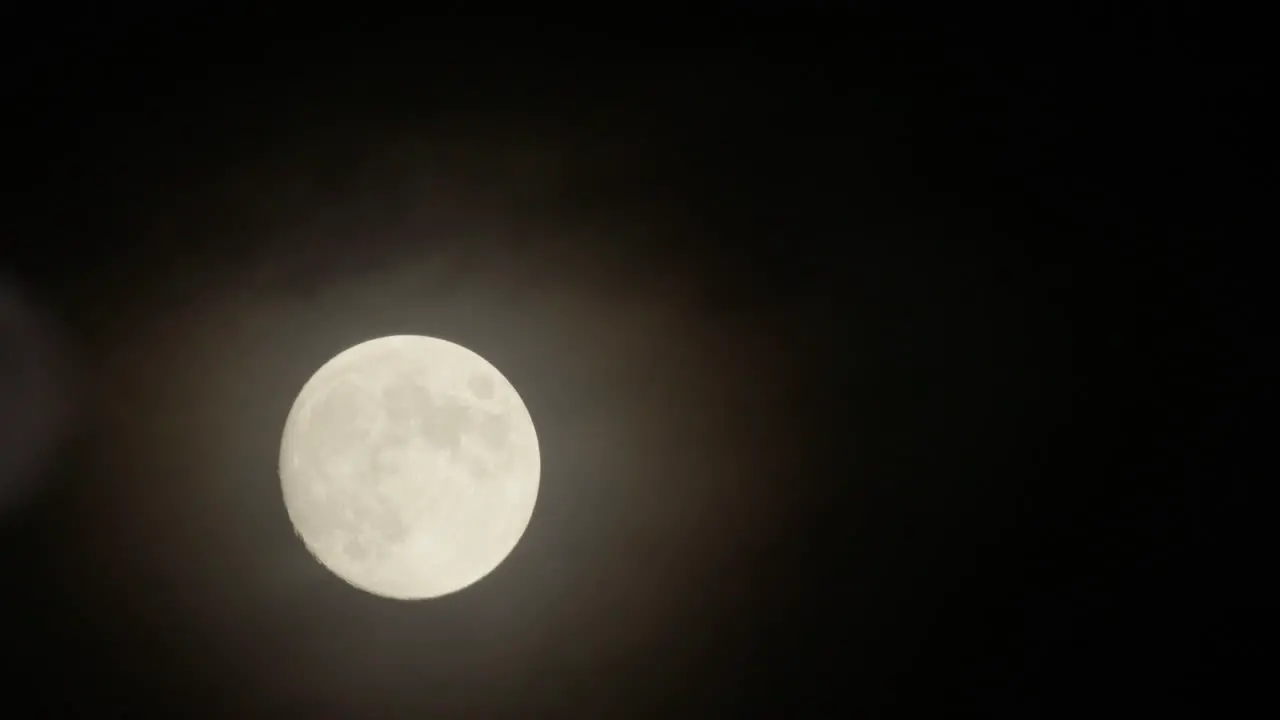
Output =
[{"x1": 0, "y1": 7, "x2": 1264, "y2": 717}]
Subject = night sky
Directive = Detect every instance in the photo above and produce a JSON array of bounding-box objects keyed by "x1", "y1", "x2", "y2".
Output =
[{"x1": 1, "y1": 9, "x2": 1261, "y2": 717}]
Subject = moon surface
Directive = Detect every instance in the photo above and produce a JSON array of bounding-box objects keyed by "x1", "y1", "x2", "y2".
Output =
[{"x1": 279, "y1": 335, "x2": 540, "y2": 600}]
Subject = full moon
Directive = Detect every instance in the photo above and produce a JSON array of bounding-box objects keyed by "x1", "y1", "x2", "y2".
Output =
[{"x1": 278, "y1": 335, "x2": 540, "y2": 600}]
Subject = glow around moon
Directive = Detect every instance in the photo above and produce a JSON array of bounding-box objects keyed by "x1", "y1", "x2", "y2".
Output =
[{"x1": 279, "y1": 335, "x2": 540, "y2": 600}]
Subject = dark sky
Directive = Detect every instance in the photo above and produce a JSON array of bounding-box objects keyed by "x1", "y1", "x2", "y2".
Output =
[{"x1": 0, "y1": 8, "x2": 1262, "y2": 718}]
